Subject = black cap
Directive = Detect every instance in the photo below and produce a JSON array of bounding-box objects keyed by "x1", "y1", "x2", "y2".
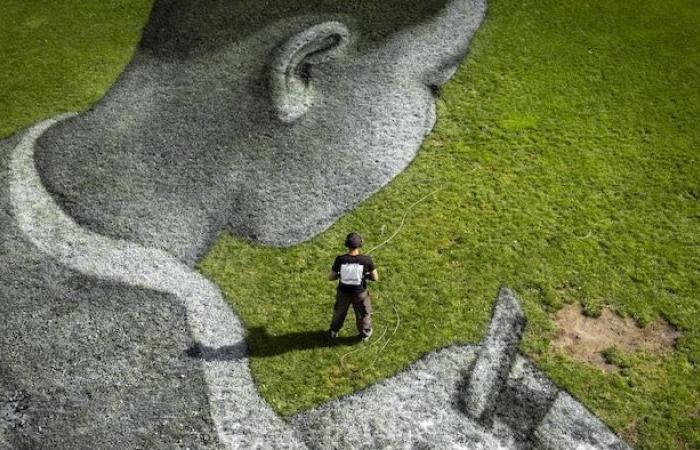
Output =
[{"x1": 345, "y1": 232, "x2": 363, "y2": 249}]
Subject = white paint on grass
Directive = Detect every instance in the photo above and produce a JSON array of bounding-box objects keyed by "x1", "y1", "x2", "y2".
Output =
[{"x1": 290, "y1": 345, "x2": 515, "y2": 449}]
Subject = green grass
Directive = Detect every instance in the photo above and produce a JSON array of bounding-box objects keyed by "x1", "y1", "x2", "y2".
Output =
[
  {"x1": 2, "y1": 1, "x2": 699, "y2": 449},
  {"x1": 0, "y1": 1, "x2": 153, "y2": 137}
]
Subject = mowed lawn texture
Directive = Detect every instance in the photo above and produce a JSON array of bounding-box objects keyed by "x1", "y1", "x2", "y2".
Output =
[{"x1": 2, "y1": 1, "x2": 698, "y2": 449}]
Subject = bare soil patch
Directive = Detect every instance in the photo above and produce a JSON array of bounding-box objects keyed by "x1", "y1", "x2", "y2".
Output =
[{"x1": 549, "y1": 304, "x2": 679, "y2": 371}]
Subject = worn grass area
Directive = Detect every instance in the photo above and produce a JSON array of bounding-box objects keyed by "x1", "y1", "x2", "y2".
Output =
[{"x1": 2, "y1": 0, "x2": 698, "y2": 449}]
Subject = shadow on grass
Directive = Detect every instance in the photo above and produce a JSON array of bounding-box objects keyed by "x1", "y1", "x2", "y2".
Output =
[{"x1": 186, "y1": 327, "x2": 360, "y2": 361}]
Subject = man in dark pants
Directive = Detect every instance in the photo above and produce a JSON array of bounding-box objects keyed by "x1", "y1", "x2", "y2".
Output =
[{"x1": 328, "y1": 232, "x2": 379, "y2": 342}]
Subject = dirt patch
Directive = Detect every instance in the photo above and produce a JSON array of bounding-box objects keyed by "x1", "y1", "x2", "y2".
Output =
[{"x1": 549, "y1": 304, "x2": 679, "y2": 371}]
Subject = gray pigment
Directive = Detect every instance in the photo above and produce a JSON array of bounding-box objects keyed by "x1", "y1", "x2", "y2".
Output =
[
  {"x1": 464, "y1": 287, "x2": 526, "y2": 423},
  {"x1": 1, "y1": 129, "x2": 219, "y2": 449},
  {"x1": 1, "y1": 0, "x2": 631, "y2": 448}
]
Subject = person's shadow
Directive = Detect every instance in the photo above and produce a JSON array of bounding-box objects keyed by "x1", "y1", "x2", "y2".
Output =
[{"x1": 186, "y1": 326, "x2": 359, "y2": 361}]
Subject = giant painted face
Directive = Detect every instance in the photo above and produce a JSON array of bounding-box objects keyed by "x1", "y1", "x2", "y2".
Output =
[
  {"x1": 231, "y1": 10, "x2": 484, "y2": 244},
  {"x1": 136, "y1": 0, "x2": 485, "y2": 246},
  {"x1": 222, "y1": 3, "x2": 483, "y2": 245},
  {"x1": 31, "y1": 0, "x2": 484, "y2": 263}
]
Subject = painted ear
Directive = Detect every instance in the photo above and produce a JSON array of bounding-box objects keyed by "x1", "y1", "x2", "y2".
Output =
[{"x1": 269, "y1": 22, "x2": 350, "y2": 123}]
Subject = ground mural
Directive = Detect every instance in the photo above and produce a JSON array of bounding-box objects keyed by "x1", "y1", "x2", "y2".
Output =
[{"x1": 1, "y1": 0, "x2": 632, "y2": 448}]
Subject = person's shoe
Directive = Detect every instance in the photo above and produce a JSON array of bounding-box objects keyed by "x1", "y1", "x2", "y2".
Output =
[
  {"x1": 360, "y1": 328, "x2": 372, "y2": 342},
  {"x1": 330, "y1": 330, "x2": 338, "y2": 339}
]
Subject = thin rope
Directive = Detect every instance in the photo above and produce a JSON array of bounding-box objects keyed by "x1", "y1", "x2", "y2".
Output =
[
  {"x1": 365, "y1": 186, "x2": 445, "y2": 255},
  {"x1": 362, "y1": 300, "x2": 401, "y2": 374},
  {"x1": 339, "y1": 321, "x2": 388, "y2": 369}
]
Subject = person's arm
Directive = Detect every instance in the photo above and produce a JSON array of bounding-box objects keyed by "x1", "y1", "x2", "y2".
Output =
[
  {"x1": 365, "y1": 257, "x2": 378, "y2": 281},
  {"x1": 329, "y1": 256, "x2": 340, "y2": 281}
]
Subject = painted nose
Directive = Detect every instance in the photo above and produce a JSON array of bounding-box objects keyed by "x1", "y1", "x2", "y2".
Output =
[{"x1": 378, "y1": 0, "x2": 487, "y2": 86}]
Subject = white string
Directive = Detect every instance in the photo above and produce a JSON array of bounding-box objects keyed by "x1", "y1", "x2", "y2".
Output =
[
  {"x1": 339, "y1": 313, "x2": 388, "y2": 369},
  {"x1": 362, "y1": 300, "x2": 401, "y2": 375},
  {"x1": 366, "y1": 186, "x2": 445, "y2": 255}
]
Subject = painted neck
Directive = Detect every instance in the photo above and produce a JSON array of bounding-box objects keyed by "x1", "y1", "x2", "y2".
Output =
[{"x1": 32, "y1": 63, "x2": 237, "y2": 266}]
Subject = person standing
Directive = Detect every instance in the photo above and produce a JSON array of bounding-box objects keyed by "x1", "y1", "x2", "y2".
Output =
[{"x1": 328, "y1": 232, "x2": 379, "y2": 342}]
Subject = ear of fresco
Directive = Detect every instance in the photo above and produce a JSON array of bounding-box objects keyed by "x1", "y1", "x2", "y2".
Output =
[{"x1": 1, "y1": 1, "x2": 698, "y2": 449}]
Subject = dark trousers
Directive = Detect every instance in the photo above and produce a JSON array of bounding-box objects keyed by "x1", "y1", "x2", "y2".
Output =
[{"x1": 330, "y1": 289, "x2": 372, "y2": 336}]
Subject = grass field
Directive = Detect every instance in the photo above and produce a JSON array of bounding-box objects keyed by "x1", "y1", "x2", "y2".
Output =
[{"x1": 2, "y1": 1, "x2": 698, "y2": 448}]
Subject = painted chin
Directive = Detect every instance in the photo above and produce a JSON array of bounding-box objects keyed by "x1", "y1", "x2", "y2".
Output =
[{"x1": 274, "y1": 121, "x2": 436, "y2": 247}]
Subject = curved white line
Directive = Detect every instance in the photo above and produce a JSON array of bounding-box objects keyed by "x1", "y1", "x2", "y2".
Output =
[{"x1": 8, "y1": 116, "x2": 305, "y2": 449}]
